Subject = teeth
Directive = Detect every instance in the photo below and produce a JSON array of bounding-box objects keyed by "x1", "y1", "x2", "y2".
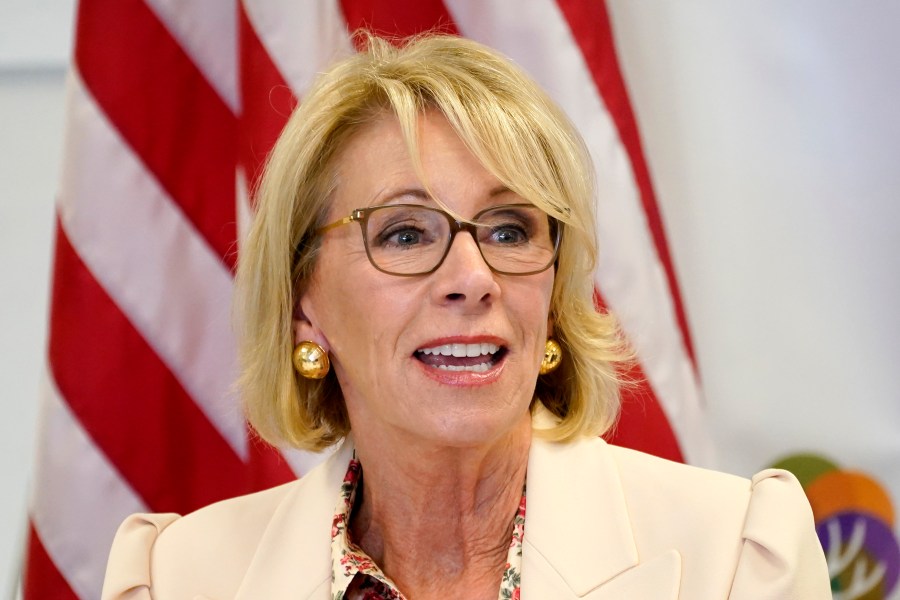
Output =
[
  {"x1": 419, "y1": 342, "x2": 500, "y2": 356},
  {"x1": 437, "y1": 363, "x2": 492, "y2": 372}
]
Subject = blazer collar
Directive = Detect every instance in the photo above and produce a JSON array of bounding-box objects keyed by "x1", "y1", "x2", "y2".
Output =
[
  {"x1": 232, "y1": 423, "x2": 681, "y2": 599},
  {"x1": 524, "y1": 434, "x2": 638, "y2": 593},
  {"x1": 234, "y1": 438, "x2": 354, "y2": 600},
  {"x1": 523, "y1": 409, "x2": 681, "y2": 598}
]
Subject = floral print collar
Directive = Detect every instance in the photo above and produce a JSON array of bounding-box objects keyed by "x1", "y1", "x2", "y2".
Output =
[{"x1": 330, "y1": 457, "x2": 526, "y2": 600}]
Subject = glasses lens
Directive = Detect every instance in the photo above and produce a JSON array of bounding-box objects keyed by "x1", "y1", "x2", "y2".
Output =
[
  {"x1": 364, "y1": 205, "x2": 450, "y2": 275},
  {"x1": 475, "y1": 205, "x2": 557, "y2": 274},
  {"x1": 362, "y1": 204, "x2": 559, "y2": 275}
]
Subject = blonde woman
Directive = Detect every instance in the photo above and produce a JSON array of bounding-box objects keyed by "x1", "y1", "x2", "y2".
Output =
[{"x1": 102, "y1": 35, "x2": 830, "y2": 599}]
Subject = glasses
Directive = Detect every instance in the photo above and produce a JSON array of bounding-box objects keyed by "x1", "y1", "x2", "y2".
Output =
[{"x1": 316, "y1": 203, "x2": 561, "y2": 276}]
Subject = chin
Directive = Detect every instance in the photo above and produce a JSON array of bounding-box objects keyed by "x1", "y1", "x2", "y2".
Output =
[{"x1": 415, "y1": 407, "x2": 531, "y2": 449}]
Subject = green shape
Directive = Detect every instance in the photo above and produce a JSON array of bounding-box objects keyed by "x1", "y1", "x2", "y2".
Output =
[{"x1": 770, "y1": 453, "x2": 840, "y2": 490}]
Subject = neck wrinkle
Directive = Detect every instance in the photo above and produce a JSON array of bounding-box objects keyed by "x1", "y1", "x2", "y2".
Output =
[{"x1": 349, "y1": 414, "x2": 531, "y2": 594}]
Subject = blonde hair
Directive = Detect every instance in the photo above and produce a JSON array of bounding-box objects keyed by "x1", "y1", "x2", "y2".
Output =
[{"x1": 236, "y1": 34, "x2": 628, "y2": 451}]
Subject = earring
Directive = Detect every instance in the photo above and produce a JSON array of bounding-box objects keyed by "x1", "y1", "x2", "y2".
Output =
[
  {"x1": 292, "y1": 341, "x2": 330, "y2": 379},
  {"x1": 540, "y1": 339, "x2": 562, "y2": 375}
]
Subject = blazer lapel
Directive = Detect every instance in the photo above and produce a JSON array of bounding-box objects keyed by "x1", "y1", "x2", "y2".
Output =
[
  {"x1": 581, "y1": 550, "x2": 681, "y2": 599},
  {"x1": 521, "y1": 432, "x2": 681, "y2": 599},
  {"x1": 234, "y1": 439, "x2": 355, "y2": 600},
  {"x1": 227, "y1": 424, "x2": 681, "y2": 599}
]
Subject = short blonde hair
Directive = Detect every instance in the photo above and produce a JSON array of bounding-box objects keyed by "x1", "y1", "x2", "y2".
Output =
[{"x1": 236, "y1": 34, "x2": 627, "y2": 452}]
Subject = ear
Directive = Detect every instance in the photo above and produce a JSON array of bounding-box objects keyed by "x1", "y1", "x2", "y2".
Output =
[
  {"x1": 292, "y1": 294, "x2": 330, "y2": 352},
  {"x1": 546, "y1": 313, "x2": 555, "y2": 339}
]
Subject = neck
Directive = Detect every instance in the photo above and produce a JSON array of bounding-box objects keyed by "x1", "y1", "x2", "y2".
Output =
[{"x1": 349, "y1": 412, "x2": 531, "y2": 599}]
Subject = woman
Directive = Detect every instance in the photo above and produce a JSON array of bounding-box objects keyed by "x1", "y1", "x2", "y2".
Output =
[{"x1": 102, "y1": 35, "x2": 830, "y2": 599}]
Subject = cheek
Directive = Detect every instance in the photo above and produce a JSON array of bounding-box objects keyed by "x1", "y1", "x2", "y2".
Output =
[
  {"x1": 519, "y1": 273, "x2": 554, "y2": 325},
  {"x1": 306, "y1": 241, "x2": 371, "y2": 323},
  {"x1": 310, "y1": 264, "x2": 420, "y2": 360}
]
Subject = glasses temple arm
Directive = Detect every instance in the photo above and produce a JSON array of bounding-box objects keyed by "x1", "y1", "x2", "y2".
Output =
[{"x1": 315, "y1": 214, "x2": 358, "y2": 235}]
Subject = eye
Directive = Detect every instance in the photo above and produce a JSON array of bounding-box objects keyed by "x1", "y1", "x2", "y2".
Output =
[
  {"x1": 391, "y1": 228, "x2": 422, "y2": 247},
  {"x1": 490, "y1": 224, "x2": 529, "y2": 245},
  {"x1": 367, "y1": 205, "x2": 448, "y2": 253},
  {"x1": 376, "y1": 225, "x2": 427, "y2": 248}
]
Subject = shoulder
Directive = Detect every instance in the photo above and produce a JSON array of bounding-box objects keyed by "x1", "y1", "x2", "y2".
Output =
[
  {"x1": 608, "y1": 441, "x2": 753, "y2": 523},
  {"x1": 101, "y1": 441, "x2": 353, "y2": 599},
  {"x1": 605, "y1": 441, "x2": 822, "y2": 544},
  {"x1": 527, "y1": 435, "x2": 756, "y2": 553},
  {"x1": 605, "y1": 441, "x2": 831, "y2": 598},
  {"x1": 552, "y1": 435, "x2": 811, "y2": 522},
  {"x1": 153, "y1": 481, "x2": 300, "y2": 584},
  {"x1": 729, "y1": 469, "x2": 832, "y2": 598},
  {"x1": 527, "y1": 437, "x2": 830, "y2": 597},
  {"x1": 533, "y1": 434, "x2": 754, "y2": 517},
  {"x1": 101, "y1": 481, "x2": 298, "y2": 600}
]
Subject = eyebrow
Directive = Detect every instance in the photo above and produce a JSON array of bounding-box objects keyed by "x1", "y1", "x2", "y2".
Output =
[
  {"x1": 368, "y1": 187, "x2": 432, "y2": 208},
  {"x1": 369, "y1": 184, "x2": 514, "y2": 208}
]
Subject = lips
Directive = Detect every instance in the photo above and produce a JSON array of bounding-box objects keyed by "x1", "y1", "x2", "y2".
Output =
[{"x1": 415, "y1": 341, "x2": 507, "y2": 373}]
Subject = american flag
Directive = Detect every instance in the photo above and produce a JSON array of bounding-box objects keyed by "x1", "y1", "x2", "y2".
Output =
[{"x1": 23, "y1": 1, "x2": 710, "y2": 597}]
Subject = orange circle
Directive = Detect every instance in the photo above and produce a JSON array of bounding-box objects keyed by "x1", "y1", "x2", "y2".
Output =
[{"x1": 805, "y1": 470, "x2": 894, "y2": 526}]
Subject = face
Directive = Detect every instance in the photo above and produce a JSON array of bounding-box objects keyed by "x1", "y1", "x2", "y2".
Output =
[{"x1": 296, "y1": 112, "x2": 555, "y2": 449}]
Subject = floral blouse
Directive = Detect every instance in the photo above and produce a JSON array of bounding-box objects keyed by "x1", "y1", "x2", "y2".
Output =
[{"x1": 330, "y1": 457, "x2": 526, "y2": 600}]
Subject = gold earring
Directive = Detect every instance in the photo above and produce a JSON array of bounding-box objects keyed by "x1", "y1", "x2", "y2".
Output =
[
  {"x1": 540, "y1": 339, "x2": 562, "y2": 375},
  {"x1": 292, "y1": 341, "x2": 330, "y2": 379}
]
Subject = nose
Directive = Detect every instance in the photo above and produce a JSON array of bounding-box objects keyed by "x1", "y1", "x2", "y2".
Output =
[{"x1": 430, "y1": 231, "x2": 501, "y2": 308}]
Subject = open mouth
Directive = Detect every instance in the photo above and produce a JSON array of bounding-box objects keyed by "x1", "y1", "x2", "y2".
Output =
[{"x1": 414, "y1": 342, "x2": 508, "y2": 373}]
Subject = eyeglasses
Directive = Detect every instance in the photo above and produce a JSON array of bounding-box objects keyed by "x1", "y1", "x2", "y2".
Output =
[{"x1": 316, "y1": 203, "x2": 561, "y2": 276}]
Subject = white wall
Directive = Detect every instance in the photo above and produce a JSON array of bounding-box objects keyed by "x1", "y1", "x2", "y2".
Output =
[
  {"x1": 608, "y1": 2, "x2": 900, "y2": 484},
  {"x1": 0, "y1": 70, "x2": 66, "y2": 596},
  {"x1": 1, "y1": 2, "x2": 75, "y2": 595}
]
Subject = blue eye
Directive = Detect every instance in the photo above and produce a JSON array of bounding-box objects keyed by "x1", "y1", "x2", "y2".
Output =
[
  {"x1": 489, "y1": 224, "x2": 529, "y2": 245},
  {"x1": 375, "y1": 225, "x2": 430, "y2": 249},
  {"x1": 393, "y1": 229, "x2": 421, "y2": 246}
]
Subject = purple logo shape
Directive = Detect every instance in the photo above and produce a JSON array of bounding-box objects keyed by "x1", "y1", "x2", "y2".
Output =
[{"x1": 816, "y1": 511, "x2": 900, "y2": 597}]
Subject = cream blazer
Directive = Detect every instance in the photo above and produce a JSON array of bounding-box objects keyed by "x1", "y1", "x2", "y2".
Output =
[{"x1": 102, "y1": 436, "x2": 831, "y2": 599}]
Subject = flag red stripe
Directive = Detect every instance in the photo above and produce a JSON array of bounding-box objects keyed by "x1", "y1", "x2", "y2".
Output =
[
  {"x1": 557, "y1": 0, "x2": 697, "y2": 365},
  {"x1": 238, "y1": 2, "x2": 296, "y2": 196},
  {"x1": 339, "y1": 0, "x2": 459, "y2": 40},
  {"x1": 23, "y1": 524, "x2": 79, "y2": 600},
  {"x1": 48, "y1": 222, "x2": 290, "y2": 514},
  {"x1": 607, "y1": 361, "x2": 686, "y2": 462},
  {"x1": 594, "y1": 288, "x2": 684, "y2": 461},
  {"x1": 74, "y1": 0, "x2": 238, "y2": 271}
]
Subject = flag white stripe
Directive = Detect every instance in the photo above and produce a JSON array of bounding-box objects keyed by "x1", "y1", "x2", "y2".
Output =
[
  {"x1": 242, "y1": 0, "x2": 353, "y2": 97},
  {"x1": 447, "y1": 0, "x2": 713, "y2": 465},
  {"x1": 30, "y1": 371, "x2": 147, "y2": 600},
  {"x1": 143, "y1": 0, "x2": 240, "y2": 113},
  {"x1": 57, "y1": 69, "x2": 248, "y2": 459}
]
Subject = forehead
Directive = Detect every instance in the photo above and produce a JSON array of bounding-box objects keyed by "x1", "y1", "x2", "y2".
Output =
[
  {"x1": 328, "y1": 111, "x2": 509, "y2": 217},
  {"x1": 332, "y1": 112, "x2": 415, "y2": 188}
]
